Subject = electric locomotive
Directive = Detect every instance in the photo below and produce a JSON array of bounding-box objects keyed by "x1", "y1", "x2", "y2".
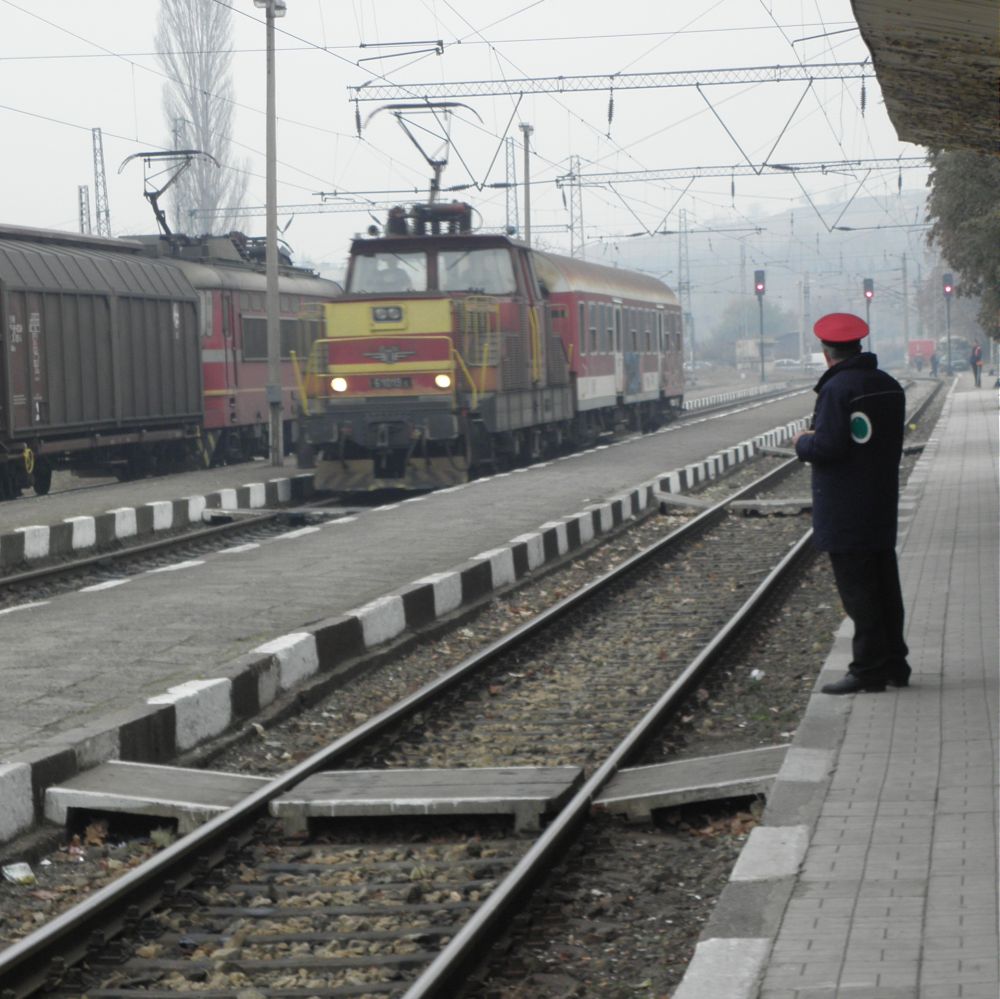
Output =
[{"x1": 296, "y1": 202, "x2": 684, "y2": 491}]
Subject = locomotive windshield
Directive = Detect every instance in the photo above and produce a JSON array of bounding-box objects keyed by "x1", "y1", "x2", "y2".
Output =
[
  {"x1": 439, "y1": 247, "x2": 516, "y2": 295},
  {"x1": 349, "y1": 251, "x2": 427, "y2": 293}
]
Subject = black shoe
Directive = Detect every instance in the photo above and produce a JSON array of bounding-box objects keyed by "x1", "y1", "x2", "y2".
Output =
[
  {"x1": 821, "y1": 674, "x2": 887, "y2": 695},
  {"x1": 886, "y1": 673, "x2": 910, "y2": 688}
]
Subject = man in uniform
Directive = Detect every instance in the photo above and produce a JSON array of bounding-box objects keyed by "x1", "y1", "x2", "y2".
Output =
[{"x1": 792, "y1": 312, "x2": 911, "y2": 694}]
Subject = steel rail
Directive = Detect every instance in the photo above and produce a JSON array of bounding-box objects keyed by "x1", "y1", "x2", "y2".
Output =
[
  {"x1": 402, "y1": 381, "x2": 942, "y2": 996},
  {"x1": 403, "y1": 506, "x2": 816, "y2": 997},
  {"x1": 0, "y1": 456, "x2": 800, "y2": 998}
]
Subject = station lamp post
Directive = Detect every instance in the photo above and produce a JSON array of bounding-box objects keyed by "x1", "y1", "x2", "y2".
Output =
[
  {"x1": 942, "y1": 272, "x2": 954, "y2": 373},
  {"x1": 863, "y1": 278, "x2": 874, "y2": 352},
  {"x1": 754, "y1": 270, "x2": 766, "y2": 382},
  {"x1": 254, "y1": 0, "x2": 287, "y2": 466}
]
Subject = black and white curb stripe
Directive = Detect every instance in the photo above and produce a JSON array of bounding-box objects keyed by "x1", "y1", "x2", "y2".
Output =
[
  {"x1": 0, "y1": 418, "x2": 809, "y2": 844},
  {"x1": 682, "y1": 382, "x2": 790, "y2": 411},
  {"x1": 0, "y1": 475, "x2": 315, "y2": 571}
]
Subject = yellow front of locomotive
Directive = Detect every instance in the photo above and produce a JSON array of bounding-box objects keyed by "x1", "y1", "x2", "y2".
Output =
[{"x1": 298, "y1": 286, "x2": 469, "y2": 491}]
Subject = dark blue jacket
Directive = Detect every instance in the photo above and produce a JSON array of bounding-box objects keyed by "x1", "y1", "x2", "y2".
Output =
[{"x1": 794, "y1": 353, "x2": 904, "y2": 552}]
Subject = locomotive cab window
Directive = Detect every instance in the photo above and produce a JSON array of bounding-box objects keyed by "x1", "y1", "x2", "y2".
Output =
[
  {"x1": 349, "y1": 252, "x2": 427, "y2": 293},
  {"x1": 438, "y1": 247, "x2": 516, "y2": 295}
]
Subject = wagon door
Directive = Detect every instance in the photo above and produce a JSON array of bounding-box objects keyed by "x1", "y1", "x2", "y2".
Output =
[{"x1": 613, "y1": 303, "x2": 624, "y2": 394}]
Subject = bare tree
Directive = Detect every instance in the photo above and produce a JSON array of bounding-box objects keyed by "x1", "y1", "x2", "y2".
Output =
[{"x1": 156, "y1": 0, "x2": 249, "y2": 234}]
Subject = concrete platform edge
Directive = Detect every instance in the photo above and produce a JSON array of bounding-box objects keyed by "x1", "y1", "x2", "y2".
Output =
[
  {"x1": 1, "y1": 414, "x2": 808, "y2": 845},
  {"x1": 671, "y1": 403, "x2": 945, "y2": 999}
]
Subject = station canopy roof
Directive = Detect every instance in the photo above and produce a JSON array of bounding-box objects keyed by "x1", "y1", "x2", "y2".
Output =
[{"x1": 851, "y1": 0, "x2": 999, "y2": 154}]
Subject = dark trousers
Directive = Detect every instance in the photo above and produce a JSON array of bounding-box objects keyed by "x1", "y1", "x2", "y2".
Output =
[{"x1": 829, "y1": 549, "x2": 910, "y2": 682}]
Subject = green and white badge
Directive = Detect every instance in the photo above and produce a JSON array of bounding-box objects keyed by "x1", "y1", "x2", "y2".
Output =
[{"x1": 850, "y1": 411, "x2": 873, "y2": 444}]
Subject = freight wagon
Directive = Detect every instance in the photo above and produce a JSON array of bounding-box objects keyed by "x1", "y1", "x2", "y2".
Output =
[{"x1": 0, "y1": 224, "x2": 342, "y2": 498}]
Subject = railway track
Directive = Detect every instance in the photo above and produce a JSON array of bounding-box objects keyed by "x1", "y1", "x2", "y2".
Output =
[
  {"x1": 0, "y1": 381, "x2": 943, "y2": 997},
  {"x1": 0, "y1": 453, "x2": 821, "y2": 999}
]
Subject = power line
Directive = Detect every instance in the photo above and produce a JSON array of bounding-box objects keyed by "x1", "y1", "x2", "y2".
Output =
[
  {"x1": 349, "y1": 61, "x2": 875, "y2": 102},
  {"x1": 557, "y1": 156, "x2": 927, "y2": 187}
]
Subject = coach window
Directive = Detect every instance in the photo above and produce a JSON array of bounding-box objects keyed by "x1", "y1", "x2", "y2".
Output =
[{"x1": 578, "y1": 303, "x2": 586, "y2": 355}]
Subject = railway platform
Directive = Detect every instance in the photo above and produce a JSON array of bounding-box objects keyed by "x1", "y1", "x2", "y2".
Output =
[{"x1": 675, "y1": 377, "x2": 999, "y2": 998}]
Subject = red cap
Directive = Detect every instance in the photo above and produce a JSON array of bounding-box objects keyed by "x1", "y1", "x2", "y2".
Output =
[{"x1": 813, "y1": 312, "x2": 868, "y2": 343}]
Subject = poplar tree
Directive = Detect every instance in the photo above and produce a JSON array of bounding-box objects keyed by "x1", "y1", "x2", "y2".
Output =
[{"x1": 156, "y1": 0, "x2": 249, "y2": 234}]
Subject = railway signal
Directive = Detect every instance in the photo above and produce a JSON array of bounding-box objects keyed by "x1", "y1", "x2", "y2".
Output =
[
  {"x1": 863, "y1": 278, "x2": 874, "y2": 351},
  {"x1": 754, "y1": 270, "x2": 766, "y2": 382},
  {"x1": 943, "y1": 272, "x2": 954, "y2": 372}
]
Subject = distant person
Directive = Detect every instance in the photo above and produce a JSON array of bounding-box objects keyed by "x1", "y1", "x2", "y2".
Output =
[
  {"x1": 375, "y1": 258, "x2": 410, "y2": 292},
  {"x1": 930, "y1": 351, "x2": 939, "y2": 377},
  {"x1": 914, "y1": 355, "x2": 924, "y2": 373},
  {"x1": 792, "y1": 312, "x2": 910, "y2": 694},
  {"x1": 970, "y1": 342, "x2": 983, "y2": 387}
]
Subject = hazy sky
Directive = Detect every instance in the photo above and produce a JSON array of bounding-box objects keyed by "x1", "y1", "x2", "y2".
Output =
[{"x1": 0, "y1": 0, "x2": 928, "y2": 274}]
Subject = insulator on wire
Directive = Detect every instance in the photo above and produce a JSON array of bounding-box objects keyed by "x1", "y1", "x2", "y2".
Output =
[
  {"x1": 731, "y1": 174, "x2": 735, "y2": 205},
  {"x1": 860, "y1": 80, "x2": 866, "y2": 116},
  {"x1": 607, "y1": 87, "x2": 614, "y2": 137},
  {"x1": 354, "y1": 99, "x2": 362, "y2": 137},
  {"x1": 898, "y1": 168, "x2": 902, "y2": 195}
]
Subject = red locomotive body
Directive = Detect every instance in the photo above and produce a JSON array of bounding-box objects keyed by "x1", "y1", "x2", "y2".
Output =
[{"x1": 298, "y1": 202, "x2": 684, "y2": 492}]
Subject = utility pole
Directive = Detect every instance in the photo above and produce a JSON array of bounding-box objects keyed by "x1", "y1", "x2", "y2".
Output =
[
  {"x1": 677, "y1": 208, "x2": 693, "y2": 364},
  {"x1": 800, "y1": 271, "x2": 811, "y2": 361},
  {"x1": 255, "y1": 0, "x2": 287, "y2": 466},
  {"x1": 567, "y1": 154, "x2": 584, "y2": 259},
  {"x1": 504, "y1": 136, "x2": 519, "y2": 236},
  {"x1": 519, "y1": 122, "x2": 533, "y2": 246},
  {"x1": 92, "y1": 128, "x2": 111, "y2": 237},
  {"x1": 901, "y1": 253, "x2": 910, "y2": 350},
  {"x1": 78, "y1": 185, "x2": 92, "y2": 234}
]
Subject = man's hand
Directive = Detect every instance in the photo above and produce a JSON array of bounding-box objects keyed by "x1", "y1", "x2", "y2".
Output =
[{"x1": 792, "y1": 430, "x2": 814, "y2": 447}]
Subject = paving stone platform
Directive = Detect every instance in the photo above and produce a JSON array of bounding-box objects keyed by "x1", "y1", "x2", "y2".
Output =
[{"x1": 674, "y1": 377, "x2": 999, "y2": 999}]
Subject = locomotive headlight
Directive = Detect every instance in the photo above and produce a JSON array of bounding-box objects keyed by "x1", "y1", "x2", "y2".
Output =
[
  {"x1": 330, "y1": 376, "x2": 348, "y2": 393},
  {"x1": 434, "y1": 373, "x2": 452, "y2": 389},
  {"x1": 372, "y1": 306, "x2": 403, "y2": 322}
]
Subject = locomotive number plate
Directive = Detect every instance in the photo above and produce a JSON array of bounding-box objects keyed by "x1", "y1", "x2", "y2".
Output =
[{"x1": 370, "y1": 376, "x2": 412, "y2": 389}]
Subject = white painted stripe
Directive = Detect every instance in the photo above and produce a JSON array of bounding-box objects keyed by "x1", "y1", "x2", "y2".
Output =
[
  {"x1": 326, "y1": 516, "x2": 358, "y2": 525},
  {"x1": 79, "y1": 580, "x2": 129, "y2": 593},
  {"x1": 0, "y1": 763, "x2": 34, "y2": 842},
  {"x1": 186, "y1": 495, "x2": 207, "y2": 523},
  {"x1": 672, "y1": 938, "x2": 771, "y2": 999},
  {"x1": 148, "y1": 678, "x2": 232, "y2": 752},
  {"x1": 415, "y1": 571, "x2": 463, "y2": 617},
  {"x1": 15, "y1": 525, "x2": 49, "y2": 560},
  {"x1": 730, "y1": 825, "x2": 810, "y2": 881},
  {"x1": 147, "y1": 501, "x2": 173, "y2": 531},
  {"x1": 539, "y1": 521, "x2": 569, "y2": 556},
  {"x1": 245, "y1": 482, "x2": 266, "y2": 508},
  {"x1": 145, "y1": 560, "x2": 205, "y2": 574},
  {"x1": 474, "y1": 547, "x2": 518, "y2": 587},
  {"x1": 218, "y1": 543, "x2": 260, "y2": 555},
  {"x1": 110, "y1": 507, "x2": 138, "y2": 539},
  {"x1": 65, "y1": 516, "x2": 96, "y2": 550},
  {"x1": 574, "y1": 511, "x2": 595, "y2": 545},
  {"x1": 254, "y1": 632, "x2": 319, "y2": 693},
  {"x1": 275, "y1": 526, "x2": 322, "y2": 540},
  {"x1": 510, "y1": 533, "x2": 544, "y2": 571},
  {"x1": 352, "y1": 594, "x2": 407, "y2": 648},
  {"x1": 218, "y1": 488, "x2": 238, "y2": 511},
  {"x1": 269, "y1": 477, "x2": 292, "y2": 503},
  {"x1": 0, "y1": 601, "x2": 49, "y2": 615}
]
